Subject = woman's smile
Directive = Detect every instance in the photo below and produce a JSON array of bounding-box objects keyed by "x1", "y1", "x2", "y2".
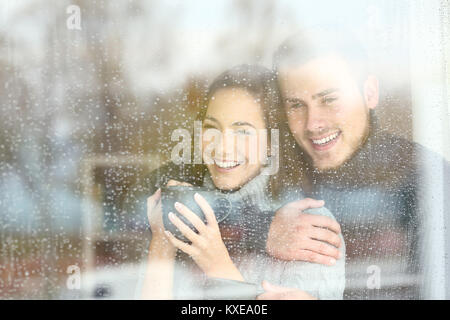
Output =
[{"x1": 213, "y1": 158, "x2": 243, "y2": 172}]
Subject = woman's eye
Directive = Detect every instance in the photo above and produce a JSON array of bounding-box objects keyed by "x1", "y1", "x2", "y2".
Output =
[
  {"x1": 202, "y1": 124, "x2": 216, "y2": 130},
  {"x1": 236, "y1": 129, "x2": 252, "y2": 135}
]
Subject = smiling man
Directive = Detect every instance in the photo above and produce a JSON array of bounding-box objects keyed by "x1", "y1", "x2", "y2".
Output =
[
  {"x1": 279, "y1": 53, "x2": 377, "y2": 171},
  {"x1": 261, "y1": 28, "x2": 450, "y2": 299}
]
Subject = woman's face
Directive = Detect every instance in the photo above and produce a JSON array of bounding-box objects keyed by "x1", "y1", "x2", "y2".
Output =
[{"x1": 202, "y1": 88, "x2": 267, "y2": 190}]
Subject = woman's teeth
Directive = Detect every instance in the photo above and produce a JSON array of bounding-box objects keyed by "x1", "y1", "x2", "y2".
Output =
[
  {"x1": 214, "y1": 160, "x2": 241, "y2": 169},
  {"x1": 312, "y1": 132, "x2": 340, "y2": 145}
]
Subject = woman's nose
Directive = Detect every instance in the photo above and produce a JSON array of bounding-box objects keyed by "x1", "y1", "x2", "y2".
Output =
[{"x1": 216, "y1": 130, "x2": 236, "y2": 159}]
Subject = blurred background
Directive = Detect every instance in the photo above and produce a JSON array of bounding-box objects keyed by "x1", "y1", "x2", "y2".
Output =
[{"x1": 0, "y1": 0, "x2": 449, "y2": 299}]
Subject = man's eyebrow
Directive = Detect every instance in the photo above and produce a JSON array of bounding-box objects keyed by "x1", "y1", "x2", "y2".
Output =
[
  {"x1": 284, "y1": 97, "x2": 305, "y2": 104},
  {"x1": 312, "y1": 88, "x2": 339, "y2": 100},
  {"x1": 231, "y1": 121, "x2": 256, "y2": 128}
]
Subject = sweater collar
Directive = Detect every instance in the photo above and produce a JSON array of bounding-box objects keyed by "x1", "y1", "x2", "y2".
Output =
[{"x1": 202, "y1": 167, "x2": 270, "y2": 206}]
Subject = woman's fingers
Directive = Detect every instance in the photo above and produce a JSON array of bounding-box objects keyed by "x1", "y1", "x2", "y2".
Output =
[
  {"x1": 174, "y1": 201, "x2": 206, "y2": 233},
  {"x1": 257, "y1": 281, "x2": 317, "y2": 300},
  {"x1": 166, "y1": 179, "x2": 193, "y2": 187},
  {"x1": 168, "y1": 212, "x2": 200, "y2": 243},
  {"x1": 164, "y1": 231, "x2": 196, "y2": 256},
  {"x1": 194, "y1": 193, "x2": 217, "y2": 226},
  {"x1": 261, "y1": 280, "x2": 286, "y2": 293}
]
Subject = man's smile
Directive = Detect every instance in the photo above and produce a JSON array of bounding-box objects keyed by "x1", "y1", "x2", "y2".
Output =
[{"x1": 309, "y1": 131, "x2": 341, "y2": 151}]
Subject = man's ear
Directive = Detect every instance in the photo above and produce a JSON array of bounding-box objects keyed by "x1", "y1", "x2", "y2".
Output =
[{"x1": 363, "y1": 75, "x2": 379, "y2": 110}]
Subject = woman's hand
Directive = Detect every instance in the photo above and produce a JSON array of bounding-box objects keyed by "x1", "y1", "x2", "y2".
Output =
[
  {"x1": 164, "y1": 192, "x2": 244, "y2": 282},
  {"x1": 142, "y1": 179, "x2": 196, "y2": 300},
  {"x1": 256, "y1": 281, "x2": 317, "y2": 300},
  {"x1": 146, "y1": 188, "x2": 177, "y2": 257},
  {"x1": 146, "y1": 180, "x2": 192, "y2": 249},
  {"x1": 147, "y1": 188, "x2": 165, "y2": 239}
]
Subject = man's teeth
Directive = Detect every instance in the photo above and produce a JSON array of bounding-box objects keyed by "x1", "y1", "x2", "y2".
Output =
[
  {"x1": 312, "y1": 132, "x2": 340, "y2": 145},
  {"x1": 214, "y1": 160, "x2": 240, "y2": 168}
]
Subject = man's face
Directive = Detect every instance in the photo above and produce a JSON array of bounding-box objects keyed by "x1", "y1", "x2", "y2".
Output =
[{"x1": 278, "y1": 54, "x2": 375, "y2": 171}]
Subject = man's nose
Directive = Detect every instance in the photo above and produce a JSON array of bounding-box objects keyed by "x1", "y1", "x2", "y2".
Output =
[{"x1": 305, "y1": 106, "x2": 327, "y2": 132}]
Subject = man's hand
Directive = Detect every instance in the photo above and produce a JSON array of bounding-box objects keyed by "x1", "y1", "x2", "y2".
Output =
[
  {"x1": 257, "y1": 281, "x2": 317, "y2": 300},
  {"x1": 266, "y1": 198, "x2": 342, "y2": 265}
]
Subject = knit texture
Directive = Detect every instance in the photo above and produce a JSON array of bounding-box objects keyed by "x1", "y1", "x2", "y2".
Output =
[
  {"x1": 129, "y1": 162, "x2": 346, "y2": 299},
  {"x1": 294, "y1": 116, "x2": 450, "y2": 299},
  {"x1": 171, "y1": 168, "x2": 345, "y2": 300}
]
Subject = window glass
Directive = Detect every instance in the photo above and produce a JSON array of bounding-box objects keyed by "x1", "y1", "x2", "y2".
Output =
[{"x1": 1, "y1": 0, "x2": 449, "y2": 300}]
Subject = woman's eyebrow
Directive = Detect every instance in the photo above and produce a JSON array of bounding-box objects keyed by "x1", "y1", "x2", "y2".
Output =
[
  {"x1": 231, "y1": 121, "x2": 256, "y2": 128},
  {"x1": 204, "y1": 116, "x2": 219, "y2": 123}
]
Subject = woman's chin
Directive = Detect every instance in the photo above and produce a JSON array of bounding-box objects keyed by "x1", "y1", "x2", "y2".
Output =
[
  {"x1": 211, "y1": 179, "x2": 242, "y2": 191},
  {"x1": 210, "y1": 172, "x2": 247, "y2": 191},
  {"x1": 208, "y1": 163, "x2": 262, "y2": 191},
  {"x1": 211, "y1": 173, "x2": 258, "y2": 191}
]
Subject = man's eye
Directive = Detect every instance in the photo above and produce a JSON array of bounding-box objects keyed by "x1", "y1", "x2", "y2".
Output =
[
  {"x1": 290, "y1": 102, "x2": 306, "y2": 109},
  {"x1": 322, "y1": 97, "x2": 337, "y2": 105}
]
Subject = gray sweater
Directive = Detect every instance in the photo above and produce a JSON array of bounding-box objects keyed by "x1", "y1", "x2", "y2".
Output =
[{"x1": 168, "y1": 170, "x2": 346, "y2": 300}]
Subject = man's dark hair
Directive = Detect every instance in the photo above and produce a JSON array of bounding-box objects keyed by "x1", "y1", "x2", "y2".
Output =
[
  {"x1": 272, "y1": 28, "x2": 369, "y2": 83},
  {"x1": 271, "y1": 28, "x2": 371, "y2": 195}
]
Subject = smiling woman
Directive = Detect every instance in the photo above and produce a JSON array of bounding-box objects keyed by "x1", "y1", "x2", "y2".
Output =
[{"x1": 201, "y1": 86, "x2": 271, "y2": 190}]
